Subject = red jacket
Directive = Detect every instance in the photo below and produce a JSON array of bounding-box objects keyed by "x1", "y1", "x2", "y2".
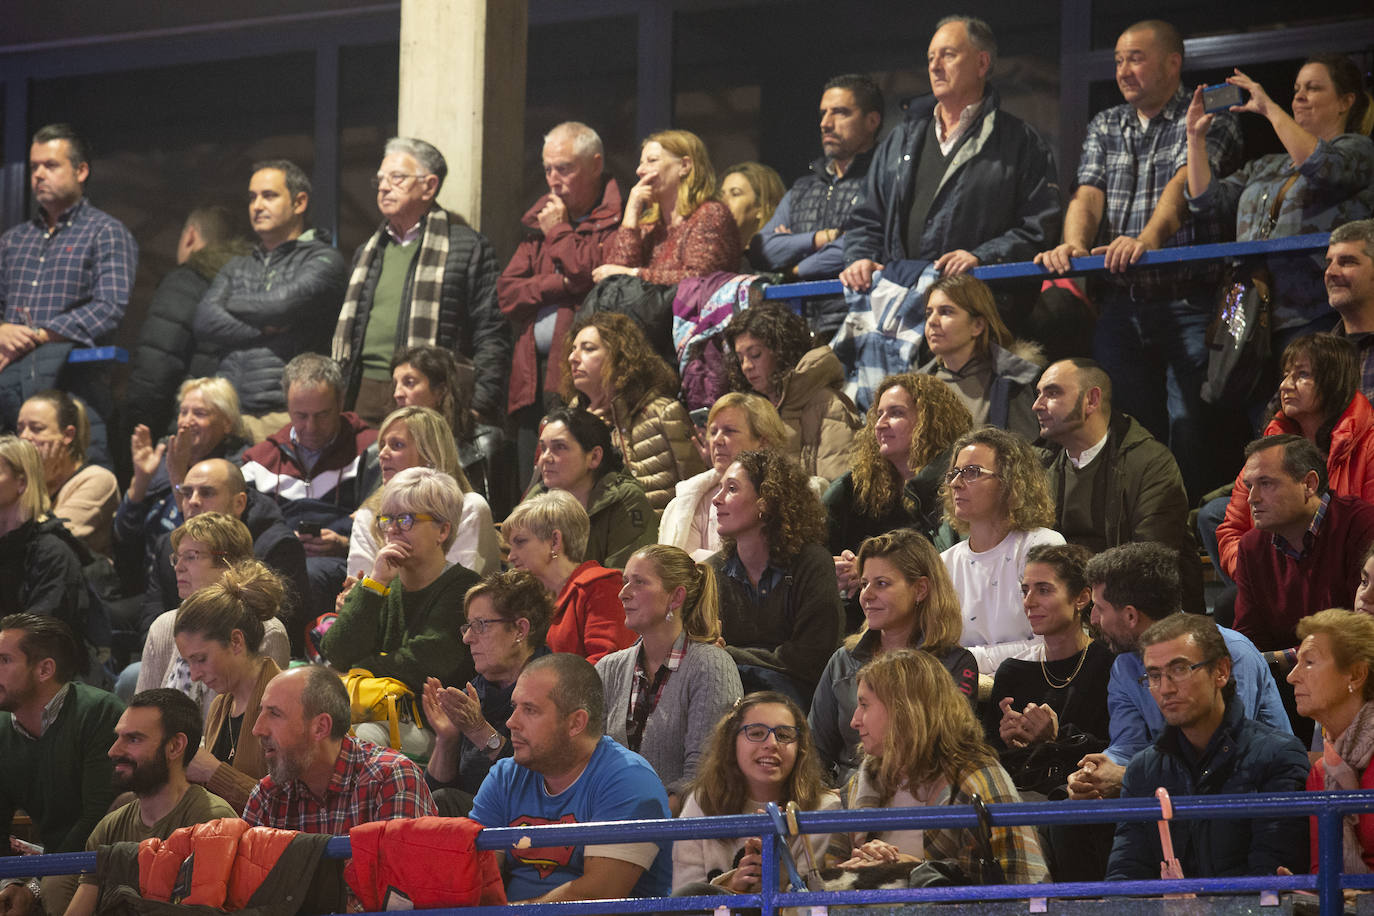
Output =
[
  {"x1": 1307, "y1": 754, "x2": 1374, "y2": 873},
  {"x1": 1218, "y1": 393, "x2": 1374, "y2": 577},
  {"x1": 346, "y1": 816, "x2": 505, "y2": 910},
  {"x1": 138, "y1": 818, "x2": 297, "y2": 910},
  {"x1": 549, "y1": 560, "x2": 634, "y2": 663},
  {"x1": 497, "y1": 178, "x2": 624, "y2": 413}
]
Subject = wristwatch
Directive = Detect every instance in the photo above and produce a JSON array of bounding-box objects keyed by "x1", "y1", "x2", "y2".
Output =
[{"x1": 484, "y1": 730, "x2": 503, "y2": 752}]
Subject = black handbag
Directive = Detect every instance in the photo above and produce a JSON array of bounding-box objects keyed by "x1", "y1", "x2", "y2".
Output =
[
  {"x1": 1200, "y1": 261, "x2": 1273, "y2": 408},
  {"x1": 904, "y1": 793, "x2": 1006, "y2": 888}
]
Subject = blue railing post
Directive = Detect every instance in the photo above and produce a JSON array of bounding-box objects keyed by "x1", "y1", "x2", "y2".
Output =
[
  {"x1": 760, "y1": 831, "x2": 778, "y2": 916},
  {"x1": 1318, "y1": 808, "x2": 1344, "y2": 914}
]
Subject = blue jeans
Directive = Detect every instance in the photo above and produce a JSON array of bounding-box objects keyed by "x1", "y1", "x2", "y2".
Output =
[{"x1": 1093, "y1": 287, "x2": 1215, "y2": 501}]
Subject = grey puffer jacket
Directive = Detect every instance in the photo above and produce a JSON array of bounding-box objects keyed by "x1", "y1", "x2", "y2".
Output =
[{"x1": 193, "y1": 228, "x2": 348, "y2": 413}]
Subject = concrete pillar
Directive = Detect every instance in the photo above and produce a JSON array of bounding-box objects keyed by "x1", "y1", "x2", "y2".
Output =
[{"x1": 398, "y1": 0, "x2": 527, "y2": 261}]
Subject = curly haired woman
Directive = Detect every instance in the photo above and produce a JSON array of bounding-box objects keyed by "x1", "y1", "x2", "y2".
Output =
[{"x1": 708, "y1": 449, "x2": 844, "y2": 707}]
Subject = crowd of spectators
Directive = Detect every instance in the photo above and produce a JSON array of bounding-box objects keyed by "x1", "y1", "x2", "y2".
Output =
[{"x1": 2, "y1": 9, "x2": 1374, "y2": 909}]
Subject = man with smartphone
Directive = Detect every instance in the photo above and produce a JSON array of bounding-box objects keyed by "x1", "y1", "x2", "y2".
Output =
[{"x1": 1035, "y1": 20, "x2": 1243, "y2": 502}]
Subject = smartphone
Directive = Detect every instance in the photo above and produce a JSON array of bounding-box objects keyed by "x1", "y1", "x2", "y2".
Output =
[
  {"x1": 1202, "y1": 82, "x2": 1245, "y2": 114},
  {"x1": 297, "y1": 522, "x2": 323, "y2": 537},
  {"x1": 690, "y1": 407, "x2": 710, "y2": 428}
]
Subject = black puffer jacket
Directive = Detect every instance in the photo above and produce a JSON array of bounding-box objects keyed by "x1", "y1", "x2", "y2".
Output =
[
  {"x1": 339, "y1": 210, "x2": 510, "y2": 420},
  {"x1": 193, "y1": 229, "x2": 348, "y2": 414},
  {"x1": 0, "y1": 516, "x2": 91, "y2": 641},
  {"x1": 124, "y1": 240, "x2": 251, "y2": 437}
]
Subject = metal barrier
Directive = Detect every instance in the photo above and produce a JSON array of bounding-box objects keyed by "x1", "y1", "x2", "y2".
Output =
[
  {"x1": 4, "y1": 788, "x2": 1371, "y2": 915},
  {"x1": 760, "y1": 232, "x2": 1333, "y2": 300}
]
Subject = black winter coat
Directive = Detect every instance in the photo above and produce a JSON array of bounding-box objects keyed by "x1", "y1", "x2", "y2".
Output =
[{"x1": 0, "y1": 517, "x2": 92, "y2": 642}]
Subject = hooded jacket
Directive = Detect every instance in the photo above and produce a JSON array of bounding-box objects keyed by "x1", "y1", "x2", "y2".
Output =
[
  {"x1": 523, "y1": 470, "x2": 658, "y2": 569},
  {"x1": 775, "y1": 346, "x2": 862, "y2": 483},
  {"x1": 193, "y1": 229, "x2": 348, "y2": 414},
  {"x1": 499, "y1": 178, "x2": 624, "y2": 414}
]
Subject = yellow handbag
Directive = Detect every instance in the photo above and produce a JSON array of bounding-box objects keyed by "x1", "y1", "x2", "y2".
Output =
[{"x1": 340, "y1": 668, "x2": 424, "y2": 750}]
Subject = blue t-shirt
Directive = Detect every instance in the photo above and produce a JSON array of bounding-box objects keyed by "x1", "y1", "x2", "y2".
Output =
[{"x1": 470, "y1": 735, "x2": 671, "y2": 900}]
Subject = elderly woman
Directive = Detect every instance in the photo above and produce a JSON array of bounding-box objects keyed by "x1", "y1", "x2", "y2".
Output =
[
  {"x1": 423, "y1": 570, "x2": 553, "y2": 810},
  {"x1": 1187, "y1": 55, "x2": 1374, "y2": 344},
  {"x1": 597, "y1": 545, "x2": 742, "y2": 810},
  {"x1": 1215, "y1": 334, "x2": 1374, "y2": 579},
  {"x1": 115, "y1": 377, "x2": 249, "y2": 591},
  {"x1": 347, "y1": 406, "x2": 498, "y2": 578},
  {"x1": 560, "y1": 312, "x2": 703, "y2": 510},
  {"x1": 673, "y1": 692, "x2": 841, "y2": 895},
  {"x1": 723, "y1": 303, "x2": 861, "y2": 482},
  {"x1": 720, "y1": 161, "x2": 786, "y2": 266},
  {"x1": 843, "y1": 649, "x2": 1048, "y2": 884},
  {"x1": 17, "y1": 390, "x2": 118, "y2": 559},
  {"x1": 522, "y1": 406, "x2": 658, "y2": 568},
  {"x1": 940, "y1": 427, "x2": 1065, "y2": 676},
  {"x1": 1290, "y1": 608, "x2": 1374, "y2": 872},
  {"x1": 825, "y1": 373, "x2": 973, "y2": 607},
  {"x1": 504, "y1": 489, "x2": 634, "y2": 663},
  {"x1": 136, "y1": 513, "x2": 289, "y2": 717},
  {"x1": 321, "y1": 466, "x2": 480, "y2": 756},
  {"x1": 810, "y1": 529, "x2": 977, "y2": 787},
  {"x1": 710, "y1": 449, "x2": 844, "y2": 706},
  {"x1": 918, "y1": 274, "x2": 1043, "y2": 441},
  {"x1": 596, "y1": 129, "x2": 740, "y2": 285},
  {"x1": 660, "y1": 392, "x2": 801, "y2": 561},
  {"x1": 174, "y1": 560, "x2": 288, "y2": 811},
  {"x1": 0, "y1": 436, "x2": 90, "y2": 636}
]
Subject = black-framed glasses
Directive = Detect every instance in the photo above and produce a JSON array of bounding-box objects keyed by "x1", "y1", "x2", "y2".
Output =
[
  {"x1": 370, "y1": 172, "x2": 423, "y2": 190},
  {"x1": 460, "y1": 618, "x2": 514, "y2": 638},
  {"x1": 737, "y1": 723, "x2": 800, "y2": 744},
  {"x1": 943, "y1": 464, "x2": 1000, "y2": 485},
  {"x1": 377, "y1": 513, "x2": 436, "y2": 532},
  {"x1": 1137, "y1": 659, "x2": 1214, "y2": 689}
]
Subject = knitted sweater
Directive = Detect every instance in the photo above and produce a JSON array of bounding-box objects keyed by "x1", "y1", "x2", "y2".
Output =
[{"x1": 603, "y1": 200, "x2": 740, "y2": 286}]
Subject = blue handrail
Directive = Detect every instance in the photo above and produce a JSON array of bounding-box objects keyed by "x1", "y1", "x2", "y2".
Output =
[
  {"x1": 761, "y1": 231, "x2": 1332, "y2": 299},
  {"x1": 5, "y1": 787, "x2": 1368, "y2": 915}
]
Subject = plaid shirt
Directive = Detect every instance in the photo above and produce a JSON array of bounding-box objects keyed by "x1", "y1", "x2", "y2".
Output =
[
  {"x1": 1077, "y1": 87, "x2": 1242, "y2": 291},
  {"x1": 1272, "y1": 492, "x2": 1330, "y2": 562},
  {"x1": 625, "y1": 632, "x2": 688, "y2": 752},
  {"x1": 0, "y1": 198, "x2": 137, "y2": 345},
  {"x1": 242, "y1": 735, "x2": 436, "y2": 833}
]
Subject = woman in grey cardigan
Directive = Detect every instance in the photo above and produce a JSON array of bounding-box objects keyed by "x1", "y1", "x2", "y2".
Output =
[{"x1": 596, "y1": 544, "x2": 742, "y2": 812}]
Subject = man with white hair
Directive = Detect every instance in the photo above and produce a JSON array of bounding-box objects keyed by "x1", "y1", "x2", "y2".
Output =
[{"x1": 499, "y1": 122, "x2": 623, "y2": 481}]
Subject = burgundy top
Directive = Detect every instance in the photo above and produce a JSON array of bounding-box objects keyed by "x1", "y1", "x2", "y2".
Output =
[{"x1": 604, "y1": 199, "x2": 740, "y2": 285}]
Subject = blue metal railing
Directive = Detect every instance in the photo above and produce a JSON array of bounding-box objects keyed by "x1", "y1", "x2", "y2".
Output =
[
  {"x1": 760, "y1": 232, "x2": 1333, "y2": 299},
  {"x1": 4, "y1": 788, "x2": 1370, "y2": 915}
]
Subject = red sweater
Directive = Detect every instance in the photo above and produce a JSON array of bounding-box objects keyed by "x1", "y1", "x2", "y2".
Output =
[
  {"x1": 1233, "y1": 494, "x2": 1374, "y2": 650},
  {"x1": 548, "y1": 560, "x2": 635, "y2": 663},
  {"x1": 604, "y1": 200, "x2": 740, "y2": 286},
  {"x1": 1306, "y1": 755, "x2": 1374, "y2": 873}
]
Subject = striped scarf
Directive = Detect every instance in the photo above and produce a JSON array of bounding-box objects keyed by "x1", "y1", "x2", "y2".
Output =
[{"x1": 332, "y1": 207, "x2": 450, "y2": 364}]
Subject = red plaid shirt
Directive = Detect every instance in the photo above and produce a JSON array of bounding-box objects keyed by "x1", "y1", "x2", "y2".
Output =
[{"x1": 242, "y1": 735, "x2": 436, "y2": 833}]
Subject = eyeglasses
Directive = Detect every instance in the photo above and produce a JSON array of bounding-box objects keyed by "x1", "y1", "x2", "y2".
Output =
[
  {"x1": 460, "y1": 618, "x2": 513, "y2": 637},
  {"x1": 174, "y1": 484, "x2": 220, "y2": 500},
  {"x1": 1137, "y1": 659, "x2": 1214, "y2": 689},
  {"x1": 737, "y1": 723, "x2": 800, "y2": 744},
  {"x1": 943, "y1": 464, "x2": 1000, "y2": 485},
  {"x1": 370, "y1": 172, "x2": 423, "y2": 190},
  {"x1": 376, "y1": 513, "x2": 437, "y2": 532},
  {"x1": 170, "y1": 549, "x2": 226, "y2": 568}
]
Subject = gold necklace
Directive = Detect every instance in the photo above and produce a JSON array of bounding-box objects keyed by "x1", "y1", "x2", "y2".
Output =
[{"x1": 1040, "y1": 644, "x2": 1089, "y2": 689}]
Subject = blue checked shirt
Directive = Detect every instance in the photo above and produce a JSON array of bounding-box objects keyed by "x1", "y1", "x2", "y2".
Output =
[
  {"x1": 0, "y1": 198, "x2": 137, "y2": 345},
  {"x1": 1077, "y1": 87, "x2": 1242, "y2": 291}
]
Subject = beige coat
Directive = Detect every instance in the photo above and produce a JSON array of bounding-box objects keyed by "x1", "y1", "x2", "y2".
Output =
[
  {"x1": 606, "y1": 392, "x2": 705, "y2": 512},
  {"x1": 776, "y1": 347, "x2": 862, "y2": 483}
]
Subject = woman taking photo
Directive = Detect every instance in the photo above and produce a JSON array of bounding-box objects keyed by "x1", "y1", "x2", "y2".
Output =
[
  {"x1": 986, "y1": 544, "x2": 1113, "y2": 793},
  {"x1": 595, "y1": 129, "x2": 739, "y2": 286},
  {"x1": 423, "y1": 570, "x2": 553, "y2": 810},
  {"x1": 561, "y1": 312, "x2": 703, "y2": 510},
  {"x1": 825, "y1": 373, "x2": 973, "y2": 603},
  {"x1": 660, "y1": 392, "x2": 795, "y2": 561},
  {"x1": 17, "y1": 390, "x2": 118, "y2": 559},
  {"x1": 810, "y1": 529, "x2": 977, "y2": 787},
  {"x1": 598, "y1": 545, "x2": 742, "y2": 809},
  {"x1": 843, "y1": 649, "x2": 1048, "y2": 884},
  {"x1": 1187, "y1": 55, "x2": 1374, "y2": 345},
  {"x1": 346, "y1": 406, "x2": 498, "y2": 578},
  {"x1": 1289, "y1": 608, "x2": 1374, "y2": 871},
  {"x1": 918, "y1": 274, "x2": 1042, "y2": 441},
  {"x1": 1215, "y1": 334, "x2": 1374, "y2": 579},
  {"x1": 672, "y1": 692, "x2": 841, "y2": 895},
  {"x1": 321, "y1": 467, "x2": 480, "y2": 756},
  {"x1": 523, "y1": 406, "x2": 658, "y2": 568},
  {"x1": 503, "y1": 489, "x2": 635, "y2": 663},
  {"x1": 941, "y1": 427, "x2": 1065, "y2": 676},
  {"x1": 174, "y1": 560, "x2": 288, "y2": 812},
  {"x1": 722, "y1": 303, "x2": 861, "y2": 483},
  {"x1": 710, "y1": 449, "x2": 844, "y2": 706},
  {"x1": 136, "y1": 513, "x2": 289, "y2": 717}
]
